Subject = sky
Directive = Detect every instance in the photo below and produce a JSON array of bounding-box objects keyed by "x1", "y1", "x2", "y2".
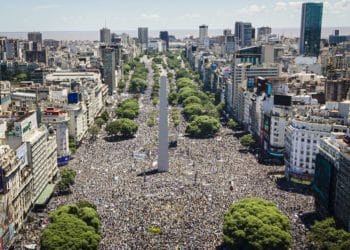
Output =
[{"x1": 0, "y1": 0, "x2": 349, "y2": 31}]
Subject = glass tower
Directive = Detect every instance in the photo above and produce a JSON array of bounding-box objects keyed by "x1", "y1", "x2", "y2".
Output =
[{"x1": 299, "y1": 2, "x2": 323, "y2": 57}]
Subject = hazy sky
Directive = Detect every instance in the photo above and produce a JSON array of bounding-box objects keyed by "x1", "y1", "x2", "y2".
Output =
[{"x1": 0, "y1": 0, "x2": 349, "y2": 31}]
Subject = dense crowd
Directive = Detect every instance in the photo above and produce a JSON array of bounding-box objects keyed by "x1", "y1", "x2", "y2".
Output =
[{"x1": 16, "y1": 57, "x2": 315, "y2": 249}]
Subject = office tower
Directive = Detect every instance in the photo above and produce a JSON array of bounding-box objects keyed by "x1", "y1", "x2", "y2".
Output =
[
  {"x1": 299, "y1": 2, "x2": 323, "y2": 56},
  {"x1": 138, "y1": 27, "x2": 149, "y2": 51},
  {"x1": 224, "y1": 35, "x2": 235, "y2": 54},
  {"x1": 101, "y1": 46, "x2": 116, "y2": 95},
  {"x1": 100, "y1": 27, "x2": 111, "y2": 44},
  {"x1": 223, "y1": 29, "x2": 232, "y2": 37},
  {"x1": 199, "y1": 25, "x2": 209, "y2": 47},
  {"x1": 235, "y1": 22, "x2": 252, "y2": 47},
  {"x1": 257, "y1": 27, "x2": 272, "y2": 41},
  {"x1": 28, "y1": 32, "x2": 42, "y2": 44},
  {"x1": 251, "y1": 27, "x2": 256, "y2": 40},
  {"x1": 159, "y1": 31, "x2": 169, "y2": 50}
]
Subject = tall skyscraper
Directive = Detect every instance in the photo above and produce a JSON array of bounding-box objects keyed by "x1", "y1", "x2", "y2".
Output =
[
  {"x1": 257, "y1": 27, "x2": 272, "y2": 41},
  {"x1": 100, "y1": 27, "x2": 111, "y2": 44},
  {"x1": 299, "y1": 2, "x2": 323, "y2": 57},
  {"x1": 235, "y1": 22, "x2": 252, "y2": 47},
  {"x1": 223, "y1": 29, "x2": 232, "y2": 37},
  {"x1": 138, "y1": 27, "x2": 149, "y2": 51},
  {"x1": 28, "y1": 32, "x2": 42, "y2": 44},
  {"x1": 101, "y1": 46, "x2": 116, "y2": 95},
  {"x1": 199, "y1": 25, "x2": 209, "y2": 48},
  {"x1": 159, "y1": 31, "x2": 169, "y2": 50}
]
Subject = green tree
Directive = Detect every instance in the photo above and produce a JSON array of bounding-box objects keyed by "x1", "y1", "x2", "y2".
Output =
[
  {"x1": 57, "y1": 168, "x2": 76, "y2": 194},
  {"x1": 100, "y1": 111, "x2": 109, "y2": 122},
  {"x1": 168, "y1": 91, "x2": 179, "y2": 106},
  {"x1": 183, "y1": 103, "x2": 204, "y2": 120},
  {"x1": 94, "y1": 118, "x2": 105, "y2": 128},
  {"x1": 240, "y1": 134, "x2": 255, "y2": 148},
  {"x1": 177, "y1": 77, "x2": 195, "y2": 91},
  {"x1": 88, "y1": 125, "x2": 100, "y2": 140},
  {"x1": 223, "y1": 197, "x2": 292, "y2": 250},
  {"x1": 176, "y1": 68, "x2": 191, "y2": 79},
  {"x1": 123, "y1": 64, "x2": 131, "y2": 74},
  {"x1": 308, "y1": 218, "x2": 350, "y2": 250},
  {"x1": 105, "y1": 119, "x2": 138, "y2": 138},
  {"x1": 41, "y1": 203, "x2": 101, "y2": 250},
  {"x1": 116, "y1": 99, "x2": 139, "y2": 119},
  {"x1": 129, "y1": 78, "x2": 147, "y2": 93},
  {"x1": 227, "y1": 119, "x2": 239, "y2": 131},
  {"x1": 185, "y1": 115, "x2": 220, "y2": 138},
  {"x1": 183, "y1": 96, "x2": 202, "y2": 107}
]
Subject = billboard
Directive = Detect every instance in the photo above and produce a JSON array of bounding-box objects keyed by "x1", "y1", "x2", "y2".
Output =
[
  {"x1": 247, "y1": 76, "x2": 256, "y2": 89},
  {"x1": 16, "y1": 143, "x2": 28, "y2": 169},
  {"x1": 14, "y1": 112, "x2": 38, "y2": 137},
  {"x1": 274, "y1": 95, "x2": 292, "y2": 106},
  {"x1": 68, "y1": 92, "x2": 79, "y2": 104}
]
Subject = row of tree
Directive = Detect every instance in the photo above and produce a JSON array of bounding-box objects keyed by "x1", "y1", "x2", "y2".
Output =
[
  {"x1": 128, "y1": 59, "x2": 148, "y2": 94},
  {"x1": 56, "y1": 168, "x2": 76, "y2": 195}
]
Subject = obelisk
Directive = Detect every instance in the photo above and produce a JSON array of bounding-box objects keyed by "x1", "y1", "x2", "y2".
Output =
[{"x1": 158, "y1": 75, "x2": 169, "y2": 172}]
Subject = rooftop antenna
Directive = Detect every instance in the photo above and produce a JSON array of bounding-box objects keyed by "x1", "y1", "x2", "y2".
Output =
[{"x1": 105, "y1": 20, "x2": 107, "y2": 28}]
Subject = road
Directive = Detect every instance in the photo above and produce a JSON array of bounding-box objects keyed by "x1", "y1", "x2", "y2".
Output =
[{"x1": 47, "y1": 56, "x2": 314, "y2": 249}]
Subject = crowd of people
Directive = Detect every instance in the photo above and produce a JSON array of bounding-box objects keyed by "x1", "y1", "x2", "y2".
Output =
[{"x1": 17, "y1": 56, "x2": 315, "y2": 249}]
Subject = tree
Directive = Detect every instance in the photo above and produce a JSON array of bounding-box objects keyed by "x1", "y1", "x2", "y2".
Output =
[
  {"x1": 129, "y1": 77, "x2": 147, "y2": 93},
  {"x1": 41, "y1": 203, "x2": 101, "y2": 250},
  {"x1": 123, "y1": 64, "x2": 131, "y2": 74},
  {"x1": 223, "y1": 197, "x2": 292, "y2": 250},
  {"x1": 100, "y1": 111, "x2": 109, "y2": 122},
  {"x1": 88, "y1": 125, "x2": 100, "y2": 140},
  {"x1": 57, "y1": 168, "x2": 76, "y2": 194},
  {"x1": 183, "y1": 96, "x2": 202, "y2": 107},
  {"x1": 105, "y1": 119, "x2": 138, "y2": 138},
  {"x1": 94, "y1": 118, "x2": 105, "y2": 128},
  {"x1": 168, "y1": 91, "x2": 179, "y2": 106},
  {"x1": 240, "y1": 134, "x2": 255, "y2": 148},
  {"x1": 116, "y1": 99, "x2": 139, "y2": 119},
  {"x1": 308, "y1": 218, "x2": 350, "y2": 250},
  {"x1": 175, "y1": 68, "x2": 191, "y2": 79},
  {"x1": 177, "y1": 77, "x2": 195, "y2": 91},
  {"x1": 227, "y1": 119, "x2": 239, "y2": 131},
  {"x1": 185, "y1": 115, "x2": 220, "y2": 138},
  {"x1": 183, "y1": 103, "x2": 204, "y2": 120}
]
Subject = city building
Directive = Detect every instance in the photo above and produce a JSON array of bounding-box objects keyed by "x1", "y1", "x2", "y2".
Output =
[
  {"x1": 159, "y1": 31, "x2": 169, "y2": 50},
  {"x1": 27, "y1": 32, "x2": 42, "y2": 45},
  {"x1": 199, "y1": 25, "x2": 209, "y2": 48},
  {"x1": 299, "y1": 2, "x2": 323, "y2": 56},
  {"x1": 101, "y1": 47, "x2": 116, "y2": 95},
  {"x1": 257, "y1": 27, "x2": 272, "y2": 41},
  {"x1": 325, "y1": 79, "x2": 350, "y2": 102},
  {"x1": 329, "y1": 30, "x2": 350, "y2": 45},
  {"x1": 42, "y1": 107, "x2": 70, "y2": 166},
  {"x1": 100, "y1": 27, "x2": 111, "y2": 44},
  {"x1": 138, "y1": 27, "x2": 149, "y2": 52},
  {"x1": 235, "y1": 22, "x2": 252, "y2": 48}
]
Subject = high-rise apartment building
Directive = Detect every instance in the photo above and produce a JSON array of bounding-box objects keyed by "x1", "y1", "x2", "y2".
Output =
[
  {"x1": 100, "y1": 27, "x2": 111, "y2": 44},
  {"x1": 199, "y1": 25, "x2": 209, "y2": 48},
  {"x1": 101, "y1": 46, "x2": 116, "y2": 95},
  {"x1": 299, "y1": 2, "x2": 323, "y2": 56},
  {"x1": 27, "y1": 32, "x2": 42, "y2": 45},
  {"x1": 138, "y1": 27, "x2": 149, "y2": 51},
  {"x1": 235, "y1": 22, "x2": 252, "y2": 47},
  {"x1": 159, "y1": 31, "x2": 169, "y2": 50},
  {"x1": 257, "y1": 27, "x2": 272, "y2": 41}
]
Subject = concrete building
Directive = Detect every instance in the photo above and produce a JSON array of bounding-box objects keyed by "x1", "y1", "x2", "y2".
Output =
[
  {"x1": 42, "y1": 107, "x2": 70, "y2": 166},
  {"x1": 257, "y1": 27, "x2": 272, "y2": 41},
  {"x1": 138, "y1": 27, "x2": 149, "y2": 52},
  {"x1": 159, "y1": 31, "x2": 169, "y2": 50},
  {"x1": 101, "y1": 47, "x2": 116, "y2": 95},
  {"x1": 27, "y1": 32, "x2": 42, "y2": 45},
  {"x1": 100, "y1": 27, "x2": 111, "y2": 44},
  {"x1": 235, "y1": 22, "x2": 252, "y2": 48},
  {"x1": 199, "y1": 25, "x2": 209, "y2": 48},
  {"x1": 285, "y1": 115, "x2": 347, "y2": 179},
  {"x1": 325, "y1": 79, "x2": 350, "y2": 102},
  {"x1": 299, "y1": 2, "x2": 323, "y2": 56}
]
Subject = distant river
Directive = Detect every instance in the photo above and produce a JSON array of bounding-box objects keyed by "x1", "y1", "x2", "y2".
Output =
[{"x1": 1, "y1": 27, "x2": 350, "y2": 41}]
